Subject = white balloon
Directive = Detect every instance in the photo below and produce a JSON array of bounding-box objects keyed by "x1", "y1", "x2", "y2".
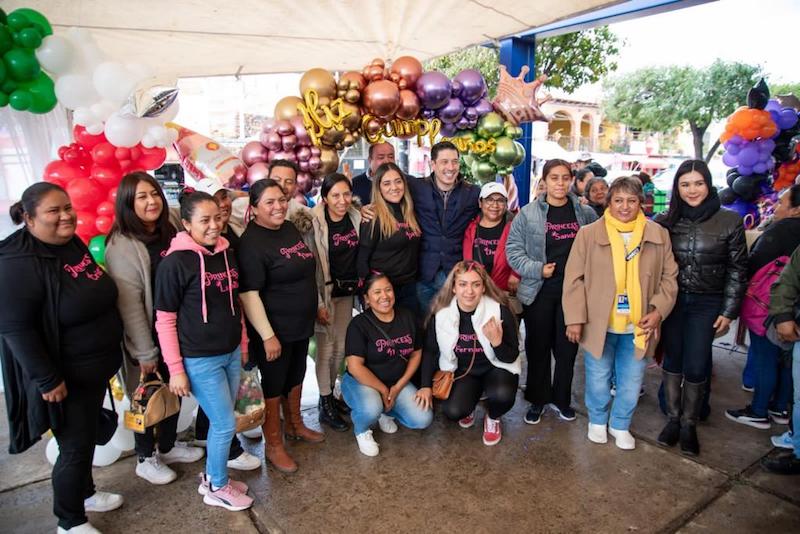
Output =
[
  {"x1": 141, "y1": 134, "x2": 156, "y2": 148},
  {"x1": 91, "y1": 100, "x2": 116, "y2": 122},
  {"x1": 160, "y1": 100, "x2": 180, "y2": 123},
  {"x1": 55, "y1": 74, "x2": 99, "y2": 110},
  {"x1": 93, "y1": 62, "x2": 138, "y2": 107},
  {"x1": 109, "y1": 427, "x2": 135, "y2": 451},
  {"x1": 86, "y1": 123, "x2": 105, "y2": 135},
  {"x1": 176, "y1": 395, "x2": 198, "y2": 433},
  {"x1": 36, "y1": 35, "x2": 75, "y2": 75},
  {"x1": 45, "y1": 437, "x2": 59, "y2": 466},
  {"x1": 92, "y1": 444, "x2": 122, "y2": 467},
  {"x1": 242, "y1": 427, "x2": 262, "y2": 439},
  {"x1": 73, "y1": 107, "x2": 94, "y2": 126},
  {"x1": 104, "y1": 113, "x2": 145, "y2": 147}
]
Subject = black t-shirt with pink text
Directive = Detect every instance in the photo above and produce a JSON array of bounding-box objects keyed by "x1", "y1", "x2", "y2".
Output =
[
  {"x1": 472, "y1": 222, "x2": 504, "y2": 274},
  {"x1": 155, "y1": 249, "x2": 242, "y2": 357},
  {"x1": 344, "y1": 307, "x2": 421, "y2": 385},
  {"x1": 145, "y1": 225, "x2": 177, "y2": 294},
  {"x1": 45, "y1": 240, "x2": 123, "y2": 361},
  {"x1": 238, "y1": 221, "x2": 317, "y2": 341},
  {"x1": 326, "y1": 211, "x2": 358, "y2": 296},
  {"x1": 541, "y1": 202, "x2": 580, "y2": 296},
  {"x1": 357, "y1": 202, "x2": 420, "y2": 286}
]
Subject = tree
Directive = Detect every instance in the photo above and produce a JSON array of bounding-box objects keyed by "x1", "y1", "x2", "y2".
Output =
[
  {"x1": 772, "y1": 82, "x2": 800, "y2": 97},
  {"x1": 602, "y1": 61, "x2": 760, "y2": 161},
  {"x1": 425, "y1": 27, "x2": 621, "y2": 97}
]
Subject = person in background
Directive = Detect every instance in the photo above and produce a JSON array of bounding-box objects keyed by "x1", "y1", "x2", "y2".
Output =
[
  {"x1": 638, "y1": 173, "x2": 655, "y2": 216},
  {"x1": 105, "y1": 172, "x2": 204, "y2": 485},
  {"x1": 584, "y1": 176, "x2": 609, "y2": 218},
  {"x1": 726, "y1": 184, "x2": 800, "y2": 431},
  {"x1": 341, "y1": 273, "x2": 433, "y2": 456},
  {"x1": 574, "y1": 154, "x2": 592, "y2": 171},
  {"x1": 357, "y1": 162, "x2": 422, "y2": 312},
  {"x1": 312, "y1": 173, "x2": 361, "y2": 432},
  {"x1": 571, "y1": 168, "x2": 593, "y2": 198},
  {"x1": 423, "y1": 261, "x2": 521, "y2": 446},
  {"x1": 506, "y1": 158, "x2": 597, "y2": 426},
  {"x1": 654, "y1": 160, "x2": 747, "y2": 457},
  {"x1": 532, "y1": 176, "x2": 547, "y2": 200},
  {"x1": 154, "y1": 191, "x2": 253, "y2": 511},
  {"x1": 0, "y1": 183, "x2": 124, "y2": 534},
  {"x1": 563, "y1": 177, "x2": 678, "y2": 450},
  {"x1": 352, "y1": 142, "x2": 395, "y2": 204},
  {"x1": 238, "y1": 179, "x2": 323, "y2": 474}
]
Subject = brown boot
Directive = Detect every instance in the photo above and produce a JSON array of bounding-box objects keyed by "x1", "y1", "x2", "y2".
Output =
[
  {"x1": 283, "y1": 385, "x2": 325, "y2": 443},
  {"x1": 263, "y1": 396, "x2": 297, "y2": 473}
]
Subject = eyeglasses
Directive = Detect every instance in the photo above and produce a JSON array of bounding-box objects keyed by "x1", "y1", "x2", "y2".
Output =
[{"x1": 482, "y1": 197, "x2": 507, "y2": 205}]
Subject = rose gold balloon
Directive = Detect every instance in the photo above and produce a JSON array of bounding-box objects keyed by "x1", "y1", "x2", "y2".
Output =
[
  {"x1": 363, "y1": 80, "x2": 401, "y2": 119},
  {"x1": 318, "y1": 147, "x2": 340, "y2": 176},
  {"x1": 365, "y1": 117, "x2": 383, "y2": 137},
  {"x1": 247, "y1": 162, "x2": 270, "y2": 185},
  {"x1": 340, "y1": 71, "x2": 366, "y2": 92},
  {"x1": 299, "y1": 68, "x2": 337, "y2": 99},
  {"x1": 241, "y1": 141, "x2": 268, "y2": 166},
  {"x1": 274, "y1": 96, "x2": 303, "y2": 120},
  {"x1": 390, "y1": 56, "x2": 423, "y2": 91},
  {"x1": 396, "y1": 89, "x2": 421, "y2": 120},
  {"x1": 310, "y1": 146, "x2": 321, "y2": 157},
  {"x1": 342, "y1": 102, "x2": 362, "y2": 131}
]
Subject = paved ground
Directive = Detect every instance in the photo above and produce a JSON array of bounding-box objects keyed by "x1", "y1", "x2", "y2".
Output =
[{"x1": 1, "y1": 341, "x2": 799, "y2": 533}]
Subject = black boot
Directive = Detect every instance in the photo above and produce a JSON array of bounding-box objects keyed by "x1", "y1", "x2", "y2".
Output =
[
  {"x1": 318, "y1": 395, "x2": 349, "y2": 432},
  {"x1": 333, "y1": 395, "x2": 351, "y2": 415},
  {"x1": 680, "y1": 380, "x2": 705, "y2": 457},
  {"x1": 657, "y1": 371, "x2": 682, "y2": 447}
]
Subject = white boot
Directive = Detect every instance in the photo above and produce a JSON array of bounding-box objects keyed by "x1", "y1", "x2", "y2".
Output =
[
  {"x1": 587, "y1": 423, "x2": 608, "y2": 444},
  {"x1": 609, "y1": 427, "x2": 636, "y2": 450}
]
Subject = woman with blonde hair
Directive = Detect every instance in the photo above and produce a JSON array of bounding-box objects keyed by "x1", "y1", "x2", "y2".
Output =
[
  {"x1": 422, "y1": 261, "x2": 521, "y2": 446},
  {"x1": 357, "y1": 162, "x2": 421, "y2": 312}
]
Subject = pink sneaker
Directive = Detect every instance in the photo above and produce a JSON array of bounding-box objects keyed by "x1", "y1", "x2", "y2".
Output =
[
  {"x1": 459, "y1": 411, "x2": 475, "y2": 429},
  {"x1": 197, "y1": 473, "x2": 248, "y2": 496},
  {"x1": 202, "y1": 482, "x2": 253, "y2": 511},
  {"x1": 483, "y1": 416, "x2": 502, "y2": 446}
]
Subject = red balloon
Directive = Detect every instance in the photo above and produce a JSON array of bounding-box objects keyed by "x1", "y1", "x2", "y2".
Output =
[
  {"x1": 58, "y1": 146, "x2": 68, "y2": 159},
  {"x1": 76, "y1": 211, "x2": 97, "y2": 239},
  {"x1": 107, "y1": 187, "x2": 118, "y2": 203},
  {"x1": 119, "y1": 160, "x2": 133, "y2": 172},
  {"x1": 115, "y1": 147, "x2": 131, "y2": 161},
  {"x1": 66, "y1": 178, "x2": 104, "y2": 211},
  {"x1": 44, "y1": 160, "x2": 85, "y2": 183},
  {"x1": 73, "y1": 125, "x2": 106, "y2": 150},
  {"x1": 129, "y1": 146, "x2": 142, "y2": 161},
  {"x1": 95, "y1": 215, "x2": 113, "y2": 234},
  {"x1": 91, "y1": 166, "x2": 123, "y2": 190},
  {"x1": 96, "y1": 201, "x2": 115, "y2": 217},
  {"x1": 136, "y1": 147, "x2": 167, "y2": 170},
  {"x1": 92, "y1": 143, "x2": 118, "y2": 167},
  {"x1": 45, "y1": 177, "x2": 67, "y2": 188}
]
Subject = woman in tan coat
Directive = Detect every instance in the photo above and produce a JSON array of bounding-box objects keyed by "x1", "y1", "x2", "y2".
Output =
[{"x1": 563, "y1": 177, "x2": 678, "y2": 450}]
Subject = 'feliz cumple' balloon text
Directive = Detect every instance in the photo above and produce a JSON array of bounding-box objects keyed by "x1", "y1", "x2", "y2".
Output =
[
  {"x1": 362, "y1": 114, "x2": 441, "y2": 146},
  {"x1": 296, "y1": 90, "x2": 351, "y2": 147}
]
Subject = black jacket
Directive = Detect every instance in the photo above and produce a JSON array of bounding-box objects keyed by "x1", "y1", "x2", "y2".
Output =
[
  {"x1": 0, "y1": 229, "x2": 68, "y2": 453},
  {"x1": 747, "y1": 217, "x2": 800, "y2": 278},
  {"x1": 656, "y1": 208, "x2": 747, "y2": 319}
]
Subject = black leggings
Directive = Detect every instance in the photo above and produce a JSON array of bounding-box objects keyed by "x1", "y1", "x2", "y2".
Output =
[
  {"x1": 252, "y1": 337, "x2": 310, "y2": 398},
  {"x1": 133, "y1": 359, "x2": 179, "y2": 458},
  {"x1": 195, "y1": 408, "x2": 244, "y2": 459},
  {"x1": 441, "y1": 367, "x2": 519, "y2": 420}
]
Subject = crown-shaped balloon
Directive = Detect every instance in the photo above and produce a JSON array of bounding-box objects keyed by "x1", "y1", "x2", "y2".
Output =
[{"x1": 492, "y1": 65, "x2": 551, "y2": 125}]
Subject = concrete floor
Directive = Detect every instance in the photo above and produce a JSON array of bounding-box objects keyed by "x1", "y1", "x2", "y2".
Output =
[{"x1": 1, "y1": 342, "x2": 799, "y2": 534}]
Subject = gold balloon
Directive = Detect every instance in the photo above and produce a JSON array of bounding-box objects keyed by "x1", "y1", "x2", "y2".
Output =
[
  {"x1": 300, "y1": 68, "x2": 337, "y2": 99},
  {"x1": 341, "y1": 102, "x2": 361, "y2": 131},
  {"x1": 343, "y1": 132, "x2": 355, "y2": 146},
  {"x1": 345, "y1": 89, "x2": 360, "y2": 104},
  {"x1": 340, "y1": 71, "x2": 366, "y2": 92},
  {"x1": 321, "y1": 127, "x2": 345, "y2": 146},
  {"x1": 274, "y1": 96, "x2": 303, "y2": 120},
  {"x1": 318, "y1": 147, "x2": 340, "y2": 175},
  {"x1": 365, "y1": 117, "x2": 383, "y2": 138}
]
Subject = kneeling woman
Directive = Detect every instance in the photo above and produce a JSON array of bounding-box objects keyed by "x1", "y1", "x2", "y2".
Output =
[
  {"x1": 563, "y1": 177, "x2": 678, "y2": 450},
  {"x1": 424, "y1": 261, "x2": 521, "y2": 446},
  {"x1": 342, "y1": 273, "x2": 433, "y2": 456},
  {"x1": 155, "y1": 191, "x2": 253, "y2": 511}
]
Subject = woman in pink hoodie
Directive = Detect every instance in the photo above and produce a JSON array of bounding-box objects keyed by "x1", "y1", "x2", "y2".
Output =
[{"x1": 154, "y1": 191, "x2": 253, "y2": 512}]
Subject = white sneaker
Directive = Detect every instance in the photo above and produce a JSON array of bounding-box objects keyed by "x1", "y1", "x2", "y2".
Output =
[
  {"x1": 83, "y1": 491, "x2": 123, "y2": 512},
  {"x1": 242, "y1": 427, "x2": 262, "y2": 439},
  {"x1": 355, "y1": 430, "x2": 380, "y2": 456},
  {"x1": 226, "y1": 451, "x2": 261, "y2": 471},
  {"x1": 57, "y1": 522, "x2": 102, "y2": 533},
  {"x1": 378, "y1": 414, "x2": 398, "y2": 434},
  {"x1": 587, "y1": 423, "x2": 608, "y2": 444},
  {"x1": 135, "y1": 455, "x2": 177, "y2": 485},
  {"x1": 158, "y1": 442, "x2": 205, "y2": 464},
  {"x1": 609, "y1": 427, "x2": 636, "y2": 450}
]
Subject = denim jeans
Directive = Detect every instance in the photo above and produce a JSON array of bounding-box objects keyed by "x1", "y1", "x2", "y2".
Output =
[
  {"x1": 584, "y1": 333, "x2": 647, "y2": 431},
  {"x1": 792, "y1": 343, "x2": 800, "y2": 459},
  {"x1": 662, "y1": 292, "x2": 722, "y2": 383},
  {"x1": 750, "y1": 331, "x2": 792, "y2": 416},
  {"x1": 183, "y1": 349, "x2": 241, "y2": 488},
  {"x1": 340, "y1": 372, "x2": 433, "y2": 435},
  {"x1": 742, "y1": 343, "x2": 756, "y2": 389},
  {"x1": 416, "y1": 269, "x2": 448, "y2": 316}
]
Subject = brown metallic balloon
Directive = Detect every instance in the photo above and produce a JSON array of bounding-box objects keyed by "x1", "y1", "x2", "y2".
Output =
[
  {"x1": 362, "y1": 80, "x2": 401, "y2": 119},
  {"x1": 340, "y1": 71, "x2": 366, "y2": 91},
  {"x1": 343, "y1": 132, "x2": 355, "y2": 147},
  {"x1": 344, "y1": 89, "x2": 360, "y2": 104},
  {"x1": 299, "y1": 68, "x2": 337, "y2": 99},
  {"x1": 341, "y1": 102, "x2": 362, "y2": 131},
  {"x1": 365, "y1": 117, "x2": 382, "y2": 137},
  {"x1": 318, "y1": 146, "x2": 340, "y2": 175},
  {"x1": 395, "y1": 89, "x2": 420, "y2": 120},
  {"x1": 274, "y1": 96, "x2": 303, "y2": 120},
  {"x1": 362, "y1": 58, "x2": 386, "y2": 82},
  {"x1": 389, "y1": 56, "x2": 423, "y2": 91},
  {"x1": 321, "y1": 127, "x2": 345, "y2": 146}
]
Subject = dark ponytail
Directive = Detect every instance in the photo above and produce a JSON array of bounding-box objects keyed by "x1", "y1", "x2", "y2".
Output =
[
  {"x1": 9, "y1": 182, "x2": 67, "y2": 225},
  {"x1": 787, "y1": 183, "x2": 800, "y2": 208},
  {"x1": 179, "y1": 189, "x2": 216, "y2": 221},
  {"x1": 248, "y1": 178, "x2": 283, "y2": 207}
]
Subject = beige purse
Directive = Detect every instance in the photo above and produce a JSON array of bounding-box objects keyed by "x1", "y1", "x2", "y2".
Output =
[{"x1": 124, "y1": 372, "x2": 181, "y2": 433}]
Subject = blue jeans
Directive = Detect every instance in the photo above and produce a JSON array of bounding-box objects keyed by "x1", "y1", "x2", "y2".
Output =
[
  {"x1": 792, "y1": 343, "x2": 800, "y2": 459},
  {"x1": 340, "y1": 372, "x2": 433, "y2": 435},
  {"x1": 416, "y1": 269, "x2": 448, "y2": 316},
  {"x1": 183, "y1": 349, "x2": 241, "y2": 488},
  {"x1": 742, "y1": 344, "x2": 756, "y2": 388},
  {"x1": 584, "y1": 333, "x2": 647, "y2": 431},
  {"x1": 751, "y1": 331, "x2": 792, "y2": 416}
]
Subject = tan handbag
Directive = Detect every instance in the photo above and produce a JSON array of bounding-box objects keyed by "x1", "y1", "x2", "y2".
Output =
[
  {"x1": 432, "y1": 340, "x2": 477, "y2": 400},
  {"x1": 124, "y1": 372, "x2": 181, "y2": 433}
]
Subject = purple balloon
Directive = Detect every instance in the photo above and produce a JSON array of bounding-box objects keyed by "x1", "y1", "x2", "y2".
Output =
[
  {"x1": 453, "y1": 69, "x2": 487, "y2": 105},
  {"x1": 416, "y1": 72, "x2": 452, "y2": 110},
  {"x1": 722, "y1": 151, "x2": 737, "y2": 167},
  {"x1": 451, "y1": 80, "x2": 462, "y2": 97},
  {"x1": 438, "y1": 97, "x2": 465, "y2": 124},
  {"x1": 753, "y1": 162, "x2": 768, "y2": 174},
  {"x1": 241, "y1": 141, "x2": 268, "y2": 166},
  {"x1": 765, "y1": 99, "x2": 782, "y2": 112},
  {"x1": 474, "y1": 98, "x2": 494, "y2": 117},
  {"x1": 464, "y1": 106, "x2": 478, "y2": 121},
  {"x1": 729, "y1": 134, "x2": 744, "y2": 145},
  {"x1": 724, "y1": 141, "x2": 741, "y2": 156},
  {"x1": 738, "y1": 164, "x2": 754, "y2": 176},
  {"x1": 440, "y1": 122, "x2": 458, "y2": 137},
  {"x1": 455, "y1": 116, "x2": 471, "y2": 130},
  {"x1": 738, "y1": 145, "x2": 759, "y2": 167},
  {"x1": 759, "y1": 139, "x2": 776, "y2": 154},
  {"x1": 778, "y1": 109, "x2": 799, "y2": 130},
  {"x1": 422, "y1": 109, "x2": 437, "y2": 120}
]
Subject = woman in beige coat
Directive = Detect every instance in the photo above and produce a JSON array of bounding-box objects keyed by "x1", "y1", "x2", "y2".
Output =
[{"x1": 563, "y1": 177, "x2": 678, "y2": 450}]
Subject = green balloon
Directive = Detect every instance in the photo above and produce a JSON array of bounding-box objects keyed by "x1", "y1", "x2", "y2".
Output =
[
  {"x1": 0, "y1": 59, "x2": 6, "y2": 84},
  {"x1": 512, "y1": 141, "x2": 526, "y2": 167},
  {"x1": 20, "y1": 72, "x2": 55, "y2": 113},
  {"x1": 4, "y1": 48, "x2": 40, "y2": 82},
  {"x1": 477, "y1": 112, "x2": 505, "y2": 139},
  {"x1": 8, "y1": 89, "x2": 31, "y2": 111},
  {"x1": 492, "y1": 136, "x2": 517, "y2": 167},
  {"x1": 0, "y1": 8, "x2": 7, "y2": 25},
  {"x1": 18, "y1": 27, "x2": 42, "y2": 49},
  {"x1": 462, "y1": 154, "x2": 475, "y2": 167},
  {"x1": 5, "y1": 12, "x2": 29, "y2": 32},
  {"x1": 505, "y1": 125, "x2": 524, "y2": 140},
  {"x1": 11, "y1": 8, "x2": 52, "y2": 36},
  {"x1": 1, "y1": 79, "x2": 17, "y2": 94},
  {"x1": 88, "y1": 235, "x2": 107, "y2": 265},
  {"x1": 0, "y1": 92, "x2": 8, "y2": 107},
  {"x1": 471, "y1": 159, "x2": 497, "y2": 184},
  {"x1": 0, "y1": 27, "x2": 12, "y2": 55}
]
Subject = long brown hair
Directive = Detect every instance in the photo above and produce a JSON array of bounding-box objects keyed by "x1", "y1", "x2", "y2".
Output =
[
  {"x1": 107, "y1": 172, "x2": 172, "y2": 244},
  {"x1": 370, "y1": 162, "x2": 420, "y2": 240},
  {"x1": 426, "y1": 261, "x2": 511, "y2": 325}
]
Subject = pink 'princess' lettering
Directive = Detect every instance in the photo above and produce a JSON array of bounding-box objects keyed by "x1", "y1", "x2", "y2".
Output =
[
  {"x1": 375, "y1": 333, "x2": 414, "y2": 358},
  {"x1": 63, "y1": 253, "x2": 104, "y2": 281},
  {"x1": 204, "y1": 268, "x2": 240, "y2": 293},
  {"x1": 454, "y1": 333, "x2": 484, "y2": 355},
  {"x1": 545, "y1": 221, "x2": 580, "y2": 241},
  {"x1": 396, "y1": 221, "x2": 419, "y2": 240},
  {"x1": 332, "y1": 228, "x2": 358, "y2": 249},
  {"x1": 474, "y1": 236, "x2": 498, "y2": 257},
  {"x1": 279, "y1": 241, "x2": 314, "y2": 260}
]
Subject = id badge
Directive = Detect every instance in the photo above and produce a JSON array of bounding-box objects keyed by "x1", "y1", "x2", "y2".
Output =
[{"x1": 616, "y1": 294, "x2": 630, "y2": 315}]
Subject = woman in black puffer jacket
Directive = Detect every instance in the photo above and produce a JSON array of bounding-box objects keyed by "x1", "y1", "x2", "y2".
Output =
[{"x1": 654, "y1": 160, "x2": 747, "y2": 457}]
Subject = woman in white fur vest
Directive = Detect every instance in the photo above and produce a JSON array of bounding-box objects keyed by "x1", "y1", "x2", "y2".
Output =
[{"x1": 422, "y1": 261, "x2": 521, "y2": 446}]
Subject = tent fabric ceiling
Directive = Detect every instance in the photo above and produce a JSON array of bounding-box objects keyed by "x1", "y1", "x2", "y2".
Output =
[{"x1": 4, "y1": 0, "x2": 620, "y2": 77}]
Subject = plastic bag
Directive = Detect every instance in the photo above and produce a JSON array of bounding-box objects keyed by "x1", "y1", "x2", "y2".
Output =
[{"x1": 235, "y1": 365, "x2": 265, "y2": 432}]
